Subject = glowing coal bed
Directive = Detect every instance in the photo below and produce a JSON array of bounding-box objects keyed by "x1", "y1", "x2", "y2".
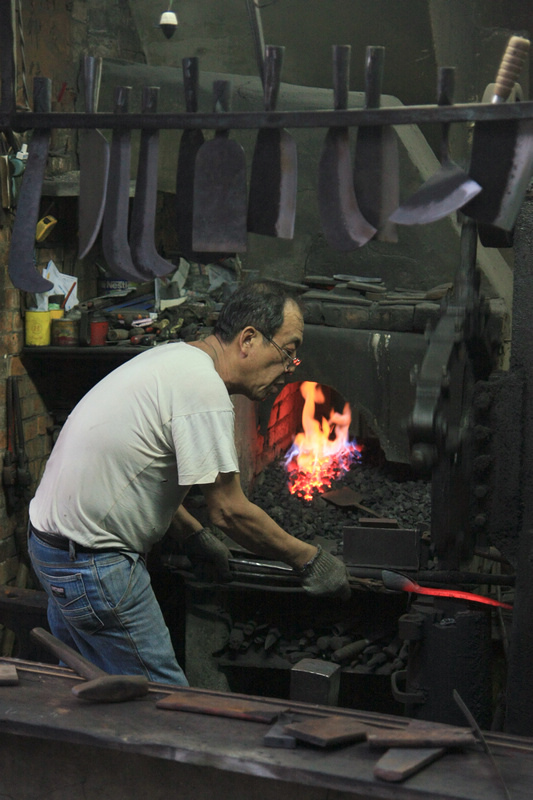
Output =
[
  {"x1": 249, "y1": 456, "x2": 431, "y2": 556},
  {"x1": 249, "y1": 381, "x2": 431, "y2": 556}
]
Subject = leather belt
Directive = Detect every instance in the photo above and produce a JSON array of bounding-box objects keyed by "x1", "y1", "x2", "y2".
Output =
[{"x1": 29, "y1": 522, "x2": 124, "y2": 559}]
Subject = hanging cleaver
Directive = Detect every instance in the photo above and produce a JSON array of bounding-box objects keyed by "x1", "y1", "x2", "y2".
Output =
[
  {"x1": 247, "y1": 44, "x2": 297, "y2": 239},
  {"x1": 317, "y1": 45, "x2": 376, "y2": 251},
  {"x1": 353, "y1": 46, "x2": 399, "y2": 242},
  {"x1": 192, "y1": 80, "x2": 248, "y2": 253},
  {"x1": 77, "y1": 55, "x2": 110, "y2": 259},
  {"x1": 130, "y1": 86, "x2": 173, "y2": 278},
  {"x1": 8, "y1": 76, "x2": 54, "y2": 293},
  {"x1": 462, "y1": 35, "x2": 532, "y2": 232},
  {"x1": 101, "y1": 86, "x2": 149, "y2": 281},
  {"x1": 389, "y1": 66, "x2": 481, "y2": 226}
]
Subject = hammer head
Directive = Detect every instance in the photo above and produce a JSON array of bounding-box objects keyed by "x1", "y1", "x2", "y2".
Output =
[{"x1": 71, "y1": 674, "x2": 149, "y2": 703}]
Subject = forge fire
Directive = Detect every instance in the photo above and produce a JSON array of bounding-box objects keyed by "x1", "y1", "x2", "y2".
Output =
[
  {"x1": 250, "y1": 381, "x2": 431, "y2": 550},
  {"x1": 283, "y1": 382, "x2": 362, "y2": 502}
]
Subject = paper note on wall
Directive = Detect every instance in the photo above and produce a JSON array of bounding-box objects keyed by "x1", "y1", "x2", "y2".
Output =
[{"x1": 35, "y1": 260, "x2": 78, "y2": 311}]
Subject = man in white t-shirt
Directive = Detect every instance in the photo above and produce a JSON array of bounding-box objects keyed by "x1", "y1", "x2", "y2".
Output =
[{"x1": 28, "y1": 281, "x2": 351, "y2": 685}]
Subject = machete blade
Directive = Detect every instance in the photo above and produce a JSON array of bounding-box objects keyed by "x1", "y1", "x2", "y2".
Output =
[
  {"x1": 353, "y1": 46, "x2": 399, "y2": 242},
  {"x1": 130, "y1": 86, "x2": 174, "y2": 278},
  {"x1": 102, "y1": 86, "x2": 151, "y2": 281},
  {"x1": 77, "y1": 55, "x2": 110, "y2": 260},
  {"x1": 318, "y1": 45, "x2": 376, "y2": 251},
  {"x1": 8, "y1": 77, "x2": 54, "y2": 293}
]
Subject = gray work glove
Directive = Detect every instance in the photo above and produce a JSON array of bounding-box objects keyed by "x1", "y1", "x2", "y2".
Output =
[
  {"x1": 294, "y1": 546, "x2": 351, "y2": 601},
  {"x1": 181, "y1": 527, "x2": 233, "y2": 583}
]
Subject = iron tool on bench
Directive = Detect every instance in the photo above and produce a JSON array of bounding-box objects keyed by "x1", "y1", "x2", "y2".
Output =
[{"x1": 30, "y1": 627, "x2": 149, "y2": 703}]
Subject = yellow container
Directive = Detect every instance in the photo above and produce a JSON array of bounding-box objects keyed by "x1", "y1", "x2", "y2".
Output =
[
  {"x1": 25, "y1": 310, "x2": 51, "y2": 346},
  {"x1": 49, "y1": 308, "x2": 65, "y2": 321}
]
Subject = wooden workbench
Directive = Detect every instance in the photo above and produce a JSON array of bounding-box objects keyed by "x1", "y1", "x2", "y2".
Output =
[{"x1": 1, "y1": 657, "x2": 532, "y2": 800}]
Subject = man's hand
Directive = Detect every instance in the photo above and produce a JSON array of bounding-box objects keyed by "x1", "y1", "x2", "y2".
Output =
[
  {"x1": 181, "y1": 527, "x2": 233, "y2": 583},
  {"x1": 294, "y1": 546, "x2": 351, "y2": 601}
]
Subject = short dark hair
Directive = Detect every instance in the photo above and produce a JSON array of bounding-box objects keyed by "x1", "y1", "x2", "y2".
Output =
[{"x1": 214, "y1": 280, "x2": 302, "y2": 343}]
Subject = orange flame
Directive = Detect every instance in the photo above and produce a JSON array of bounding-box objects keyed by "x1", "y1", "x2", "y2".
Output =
[{"x1": 284, "y1": 382, "x2": 361, "y2": 501}]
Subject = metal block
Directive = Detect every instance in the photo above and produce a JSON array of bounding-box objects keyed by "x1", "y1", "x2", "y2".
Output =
[
  {"x1": 263, "y1": 711, "x2": 297, "y2": 748},
  {"x1": 290, "y1": 658, "x2": 341, "y2": 706},
  {"x1": 358, "y1": 517, "x2": 398, "y2": 528},
  {"x1": 343, "y1": 526, "x2": 420, "y2": 569}
]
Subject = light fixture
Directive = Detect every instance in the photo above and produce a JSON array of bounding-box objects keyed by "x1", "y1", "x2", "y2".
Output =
[{"x1": 159, "y1": 3, "x2": 178, "y2": 39}]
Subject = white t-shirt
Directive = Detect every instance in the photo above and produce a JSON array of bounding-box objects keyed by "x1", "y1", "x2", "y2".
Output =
[{"x1": 29, "y1": 343, "x2": 239, "y2": 552}]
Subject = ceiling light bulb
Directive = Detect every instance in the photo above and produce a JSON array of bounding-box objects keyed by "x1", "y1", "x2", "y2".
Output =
[{"x1": 159, "y1": 11, "x2": 178, "y2": 39}]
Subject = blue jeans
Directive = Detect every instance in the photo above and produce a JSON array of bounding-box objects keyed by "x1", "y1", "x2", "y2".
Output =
[{"x1": 28, "y1": 530, "x2": 188, "y2": 686}]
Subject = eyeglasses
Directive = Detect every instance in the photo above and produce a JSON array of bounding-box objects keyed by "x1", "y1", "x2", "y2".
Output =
[{"x1": 257, "y1": 330, "x2": 301, "y2": 371}]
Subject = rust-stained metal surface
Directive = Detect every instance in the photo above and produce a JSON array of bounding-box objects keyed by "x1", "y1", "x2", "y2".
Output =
[{"x1": 2, "y1": 658, "x2": 533, "y2": 799}]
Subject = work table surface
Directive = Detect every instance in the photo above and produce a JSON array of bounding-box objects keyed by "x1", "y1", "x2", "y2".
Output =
[{"x1": 1, "y1": 657, "x2": 533, "y2": 800}]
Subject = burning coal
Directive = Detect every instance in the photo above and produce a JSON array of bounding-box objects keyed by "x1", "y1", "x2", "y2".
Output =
[{"x1": 283, "y1": 382, "x2": 362, "y2": 501}]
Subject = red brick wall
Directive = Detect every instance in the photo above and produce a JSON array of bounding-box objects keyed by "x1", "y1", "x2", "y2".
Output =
[
  {"x1": 0, "y1": 2, "x2": 145, "y2": 603},
  {"x1": 0, "y1": 3, "x2": 73, "y2": 599},
  {"x1": 0, "y1": 227, "x2": 54, "y2": 589},
  {"x1": 260, "y1": 383, "x2": 304, "y2": 471}
]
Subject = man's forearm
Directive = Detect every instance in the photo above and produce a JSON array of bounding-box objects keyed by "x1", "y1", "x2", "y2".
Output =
[
  {"x1": 201, "y1": 474, "x2": 350, "y2": 599},
  {"x1": 167, "y1": 504, "x2": 204, "y2": 543},
  {"x1": 210, "y1": 499, "x2": 317, "y2": 569}
]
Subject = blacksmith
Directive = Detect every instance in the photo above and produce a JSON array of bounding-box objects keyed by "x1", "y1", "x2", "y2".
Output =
[{"x1": 28, "y1": 280, "x2": 350, "y2": 685}]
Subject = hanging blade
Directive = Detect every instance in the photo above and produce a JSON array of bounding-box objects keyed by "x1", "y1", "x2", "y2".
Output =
[
  {"x1": 462, "y1": 35, "x2": 533, "y2": 232},
  {"x1": 192, "y1": 80, "x2": 248, "y2": 253},
  {"x1": 8, "y1": 76, "x2": 54, "y2": 293},
  {"x1": 247, "y1": 44, "x2": 297, "y2": 239},
  {"x1": 101, "y1": 86, "x2": 149, "y2": 281},
  {"x1": 317, "y1": 45, "x2": 376, "y2": 251},
  {"x1": 129, "y1": 85, "x2": 173, "y2": 278},
  {"x1": 353, "y1": 45, "x2": 399, "y2": 241},
  {"x1": 77, "y1": 55, "x2": 110, "y2": 259},
  {"x1": 389, "y1": 67, "x2": 481, "y2": 226}
]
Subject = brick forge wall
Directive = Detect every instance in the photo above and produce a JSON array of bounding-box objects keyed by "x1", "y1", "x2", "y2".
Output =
[{"x1": 260, "y1": 383, "x2": 305, "y2": 475}]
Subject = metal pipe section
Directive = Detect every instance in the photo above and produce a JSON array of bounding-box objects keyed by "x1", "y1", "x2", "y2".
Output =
[{"x1": 3, "y1": 99, "x2": 533, "y2": 133}]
